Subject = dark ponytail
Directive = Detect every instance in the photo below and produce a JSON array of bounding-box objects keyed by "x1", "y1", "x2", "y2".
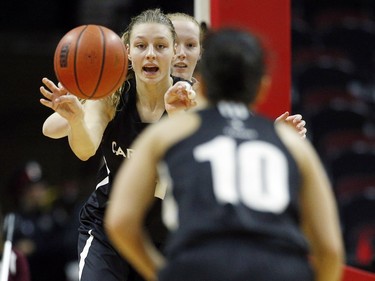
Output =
[{"x1": 200, "y1": 28, "x2": 265, "y2": 105}]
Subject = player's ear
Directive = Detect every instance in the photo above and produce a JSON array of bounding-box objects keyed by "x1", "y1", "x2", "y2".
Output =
[
  {"x1": 126, "y1": 44, "x2": 131, "y2": 61},
  {"x1": 254, "y1": 75, "x2": 271, "y2": 105},
  {"x1": 195, "y1": 73, "x2": 205, "y2": 95},
  {"x1": 172, "y1": 43, "x2": 177, "y2": 61},
  {"x1": 198, "y1": 48, "x2": 203, "y2": 61}
]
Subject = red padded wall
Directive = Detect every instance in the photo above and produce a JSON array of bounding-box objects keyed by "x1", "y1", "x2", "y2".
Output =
[{"x1": 210, "y1": 0, "x2": 291, "y2": 119}]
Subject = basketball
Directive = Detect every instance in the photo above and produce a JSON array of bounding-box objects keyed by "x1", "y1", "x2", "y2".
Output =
[{"x1": 54, "y1": 25, "x2": 128, "y2": 100}]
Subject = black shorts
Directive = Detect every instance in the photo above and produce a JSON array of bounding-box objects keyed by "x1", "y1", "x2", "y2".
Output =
[
  {"x1": 77, "y1": 199, "x2": 167, "y2": 281},
  {"x1": 78, "y1": 226, "x2": 144, "y2": 281},
  {"x1": 158, "y1": 239, "x2": 314, "y2": 281}
]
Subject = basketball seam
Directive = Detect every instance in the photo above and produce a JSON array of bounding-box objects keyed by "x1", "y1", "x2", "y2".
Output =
[
  {"x1": 75, "y1": 25, "x2": 89, "y2": 99},
  {"x1": 54, "y1": 51, "x2": 62, "y2": 86},
  {"x1": 88, "y1": 26, "x2": 106, "y2": 99}
]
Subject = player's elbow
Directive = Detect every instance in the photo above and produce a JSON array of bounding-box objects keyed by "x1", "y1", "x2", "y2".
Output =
[
  {"x1": 105, "y1": 216, "x2": 121, "y2": 242},
  {"x1": 75, "y1": 151, "x2": 95, "y2": 161},
  {"x1": 315, "y1": 239, "x2": 345, "y2": 271},
  {"x1": 105, "y1": 207, "x2": 120, "y2": 232},
  {"x1": 325, "y1": 241, "x2": 345, "y2": 265},
  {"x1": 105, "y1": 210, "x2": 133, "y2": 244},
  {"x1": 70, "y1": 144, "x2": 97, "y2": 161}
]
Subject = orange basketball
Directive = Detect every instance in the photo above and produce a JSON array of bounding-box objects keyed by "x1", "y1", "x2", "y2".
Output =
[{"x1": 54, "y1": 25, "x2": 128, "y2": 100}]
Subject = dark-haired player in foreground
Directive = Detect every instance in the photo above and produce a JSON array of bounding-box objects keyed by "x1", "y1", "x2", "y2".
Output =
[{"x1": 105, "y1": 28, "x2": 344, "y2": 281}]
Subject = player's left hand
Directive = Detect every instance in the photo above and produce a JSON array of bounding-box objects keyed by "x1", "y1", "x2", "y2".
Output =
[
  {"x1": 164, "y1": 81, "x2": 197, "y2": 116},
  {"x1": 276, "y1": 111, "x2": 307, "y2": 139}
]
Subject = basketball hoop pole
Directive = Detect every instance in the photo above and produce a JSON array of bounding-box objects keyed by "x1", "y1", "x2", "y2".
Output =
[{"x1": 1, "y1": 213, "x2": 16, "y2": 281}]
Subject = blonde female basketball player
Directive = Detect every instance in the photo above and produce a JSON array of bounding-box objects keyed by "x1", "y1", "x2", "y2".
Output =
[{"x1": 39, "y1": 8, "x2": 195, "y2": 281}]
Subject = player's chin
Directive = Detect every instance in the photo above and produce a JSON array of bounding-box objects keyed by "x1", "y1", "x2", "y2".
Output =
[
  {"x1": 173, "y1": 68, "x2": 190, "y2": 80},
  {"x1": 140, "y1": 73, "x2": 166, "y2": 85}
]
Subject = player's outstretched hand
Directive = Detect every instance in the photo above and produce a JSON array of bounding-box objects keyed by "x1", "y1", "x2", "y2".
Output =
[
  {"x1": 40, "y1": 77, "x2": 84, "y2": 121},
  {"x1": 276, "y1": 111, "x2": 307, "y2": 139},
  {"x1": 164, "y1": 81, "x2": 197, "y2": 116}
]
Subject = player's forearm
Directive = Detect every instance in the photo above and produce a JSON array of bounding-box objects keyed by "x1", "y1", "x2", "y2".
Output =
[
  {"x1": 67, "y1": 117, "x2": 99, "y2": 161},
  {"x1": 107, "y1": 223, "x2": 164, "y2": 281},
  {"x1": 42, "y1": 112, "x2": 69, "y2": 139},
  {"x1": 132, "y1": 233, "x2": 165, "y2": 281}
]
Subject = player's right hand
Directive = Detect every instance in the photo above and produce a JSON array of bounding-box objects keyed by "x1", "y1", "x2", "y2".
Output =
[{"x1": 39, "y1": 77, "x2": 84, "y2": 121}]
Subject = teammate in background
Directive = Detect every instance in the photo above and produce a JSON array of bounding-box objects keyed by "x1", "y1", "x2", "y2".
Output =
[
  {"x1": 39, "y1": 8, "x2": 196, "y2": 281},
  {"x1": 167, "y1": 13, "x2": 203, "y2": 83},
  {"x1": 105, "y1": 28, "x2": 344, "y2": 281},
  {"x1": 167, "y1": 12, "x2": 307, "y2": 138}
]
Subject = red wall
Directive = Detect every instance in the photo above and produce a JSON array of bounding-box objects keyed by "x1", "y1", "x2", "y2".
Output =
[
  {"x1": 343, "y1": 266, "x2": 375, "y2": 281},
  {"x1": 210, "y1": 0, "x2": 291, "y2": 119}
]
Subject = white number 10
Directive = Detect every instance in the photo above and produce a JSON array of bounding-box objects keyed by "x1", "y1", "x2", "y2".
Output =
[{"x1": 193, "y1": 136, "x2": 290, "y2": 214}]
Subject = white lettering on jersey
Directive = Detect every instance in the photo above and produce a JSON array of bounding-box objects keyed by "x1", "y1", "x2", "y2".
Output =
[{"x1": 112, "y1": 142, "x2": 134, "y2": 158}]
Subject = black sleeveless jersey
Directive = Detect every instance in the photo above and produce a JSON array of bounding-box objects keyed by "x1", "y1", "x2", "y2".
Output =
[
  {"x1": 160, "y1": 102, "x2": 310, "y2": 259},
  {"x1": 79, "y1": 76, "x2": 186, "y2": 237}
]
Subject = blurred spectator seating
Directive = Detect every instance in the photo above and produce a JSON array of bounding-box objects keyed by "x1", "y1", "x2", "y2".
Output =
[
  {"x1": 325, "y1": 143, "x2": 375, "y2": 188},
  {"x1": 340, "y1": 191, "x2": 375, "y2": 272},
  {"x1": 306, "y1": 101, "x2": 370, "y2": 152}
]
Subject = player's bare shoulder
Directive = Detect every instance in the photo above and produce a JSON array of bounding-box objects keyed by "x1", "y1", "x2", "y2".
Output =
[
  {"x1": 159, "y1": 113, "x2": 200, "y2": 144},
  {"x1": 140, "y1": 112, "x2": 201, "y2": 157}
]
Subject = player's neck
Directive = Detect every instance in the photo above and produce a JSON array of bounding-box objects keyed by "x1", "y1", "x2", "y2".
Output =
[{"x1": 136, "y1": 76, "x2": 172, "y2": 103}]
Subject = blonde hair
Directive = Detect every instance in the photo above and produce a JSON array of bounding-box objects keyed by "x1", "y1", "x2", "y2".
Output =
[{"x1": 167, "y1": 12, "x2": 204, "y2": 46}]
